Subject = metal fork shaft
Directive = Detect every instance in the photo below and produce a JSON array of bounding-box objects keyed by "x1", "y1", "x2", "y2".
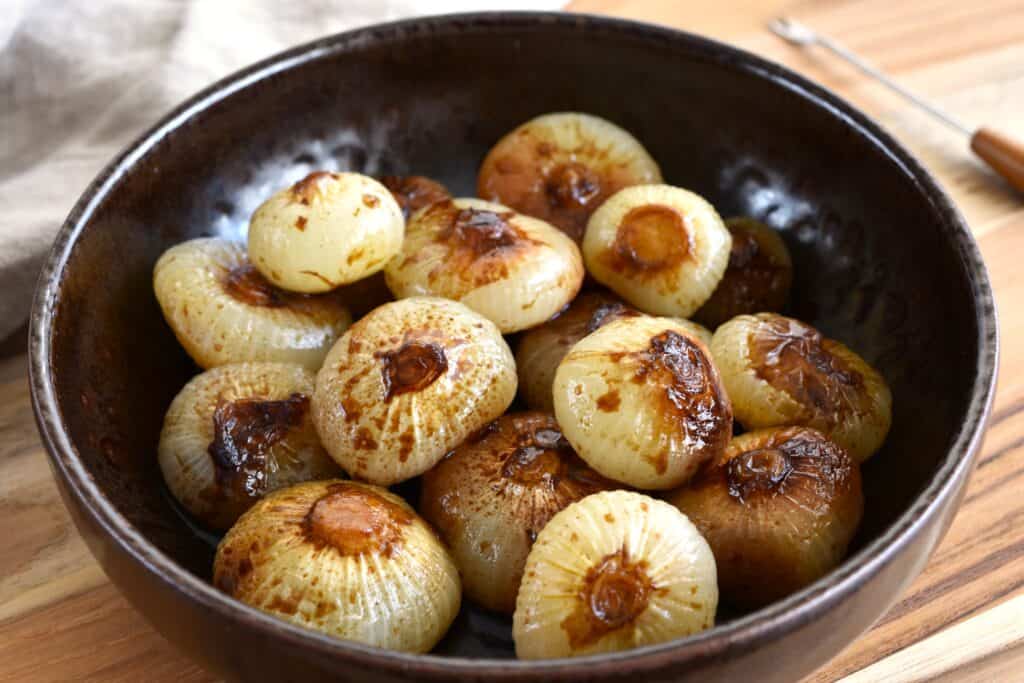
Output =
[{"x1": 810, "y1": 33, "x2": 972, "y2": 136}]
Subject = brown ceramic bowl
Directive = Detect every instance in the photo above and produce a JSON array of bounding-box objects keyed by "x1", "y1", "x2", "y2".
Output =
[{"x1": 30, "y1": 12, "x2": 997, "y2": 683}]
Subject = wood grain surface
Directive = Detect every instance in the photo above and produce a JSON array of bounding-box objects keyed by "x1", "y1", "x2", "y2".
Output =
[{"x1": 1, "y1": 1, "x2": 1022, "y2": 681}]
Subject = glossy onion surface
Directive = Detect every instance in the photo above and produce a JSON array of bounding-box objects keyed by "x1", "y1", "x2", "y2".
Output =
[
  {"x1": 554, "y1": 316, "x2": 733, "y2": 489},
  {"x1": 248, "y1": 171, "x2": 403, "y2": 293},
  {"x1": 385, "y1": 198, "x2": 584, "y2": 333},
  {"x1": 669, "y1": 427, "x2": 863, "y2": 608},
  {"x1": 711, "y1": 313, "x2": 892, "y2": 463},
  {"x1": 583, "y1": 184, "x2": 732, "y2": 318},
  {"x1": 478, "y1": 112, "x2": 662, "y2": 242},
  {"x1": 158, "y1": 362, "x2": 341, "y2": 530}
]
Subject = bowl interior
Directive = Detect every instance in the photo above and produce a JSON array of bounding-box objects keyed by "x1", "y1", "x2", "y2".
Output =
[{"x1": 46, "y1": 16, "x2": 980, "y2": 659}]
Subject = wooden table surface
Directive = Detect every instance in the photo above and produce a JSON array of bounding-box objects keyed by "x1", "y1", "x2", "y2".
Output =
[{"x1": 2, "y1": 1, "x2": 1022, "y2": 681}]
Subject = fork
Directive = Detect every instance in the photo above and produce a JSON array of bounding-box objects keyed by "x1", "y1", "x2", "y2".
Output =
[{"x1": 769, "y1": 17, "x2": 1024, "y2": 193}]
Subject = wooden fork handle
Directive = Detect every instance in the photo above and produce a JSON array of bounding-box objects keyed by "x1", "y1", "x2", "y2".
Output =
[{"x1": 970, "y1": 127, "x2": 1024, "y2": 193}]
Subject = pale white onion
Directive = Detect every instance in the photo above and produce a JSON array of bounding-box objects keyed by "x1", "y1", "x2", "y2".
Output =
[
  {"x1": 583, "y1": 184, "x2": 731, "y2": 318},
  {"x1": 248, "y1": 171, "x2": 403, "y2": 293},
  {"x1": 553, "y1": 315, "x2": 733, "y2": 490},
  {"x1": 514, "y1": 490, "x2": 718, "y2": 659}
]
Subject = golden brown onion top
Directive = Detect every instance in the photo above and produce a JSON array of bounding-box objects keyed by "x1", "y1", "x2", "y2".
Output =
[
  {"x1": 376, "y1": 341, "x2": 448, "y2": 401},
  {"x1": 560, "y1": 546, "x2": 658, "y2": 649},
  {"x1": 554, "y1": 315, "x2": 731, "y2": 489},
  {"x1": 220, "y1": 263, "x2": 349, "y2": 321},
  {"x1": 302, "y1": 482, "x2": 414, "y2": 558},
  {"x1": 223, "y1": 263, "x2": 288, "y2": 307},
  {"x1": 705, "y1": 427, "x2": 858, "y2": 512},
  {"x1": 581, "y1": 184, "x2": 731, "y2": 318},
  {"x1": 398, "y1": 201, "x2": 542, "y2": 296},
  {"x1": 749, "y1": 316, "x2": 864, "y2": 430},
  {"x1": 670, "y1": 427, "x2": 863, "y2": 607},
  {"x1": 289, "y1": 171, "x2": 338, "y2": 205},
  {"x1": 313, "y1": 297, "x2": 517, "y2": 485},
  {"x1": 603, "y1": 204, "x2": 693, "y2": 278},
  {"x1": 479, "y1": 139, "x2": 628, "y2": 242},
  {"x1": 159, "y1": 362, "x2": 341, "y2": 531},
  {"x1": 513, "y1": 490, "x2": 717, "y2": 659},
  {"x1": 212, "y1": 479, "x2": 460, "y2": 653},
  {"x1": 208, "y1": 393, "x2": 310, "y2": 510}
]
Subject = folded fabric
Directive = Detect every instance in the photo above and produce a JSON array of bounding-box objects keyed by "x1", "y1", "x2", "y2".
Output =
[{"x1": 0, "y1": 0, "x2": 561, "y2": 342}]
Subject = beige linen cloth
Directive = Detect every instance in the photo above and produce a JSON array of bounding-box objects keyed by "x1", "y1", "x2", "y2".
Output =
[{"x1": 0, "y1": 0, "x2": 560, "y2": 342}]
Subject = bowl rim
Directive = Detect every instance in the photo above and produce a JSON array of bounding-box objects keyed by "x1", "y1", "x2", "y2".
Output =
[{"x1": 29, "y1": 10, "x2": 999, "y2": 678}]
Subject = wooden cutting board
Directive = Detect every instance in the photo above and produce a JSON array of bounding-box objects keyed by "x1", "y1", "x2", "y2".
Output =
[{"x1": 2, "y1": 1, "x2": 1022, "y2": 680}]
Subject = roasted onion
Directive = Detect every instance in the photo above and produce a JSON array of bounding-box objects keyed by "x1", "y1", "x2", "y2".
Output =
[
  {"x1": 420, "y1": 412, "x2": 615, "y2": 613},
  {"x1": 710, "y1": 313, "x2": 891, "y2": 463},
  {"x1": 312, "y1": 297, "x2": 517, "y2": 485},
  {"x1": 248, "y1": 171, "x2": 404, "y2": 293},
  {"x1": 553, "y1": 315, "x2": 733, "y2": 489},
  {"x1": 514, "y1": 490, "x2": 718, "y2": 659},
  {"x1": 153, "y1": 238, "x2": 352, "y2": 370},
  {"x1": 158, "y1": 362, "x2": 341, "y2": 530},
  {"x1": 214, "y1": 480, "x2": 460, "y2": 652},
  {"x1": 669, "y1": 427, "x2": 863, "y2": 608},
  {"x1": 384, "y1": 198, "x2": 584, "y2": 333}
]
